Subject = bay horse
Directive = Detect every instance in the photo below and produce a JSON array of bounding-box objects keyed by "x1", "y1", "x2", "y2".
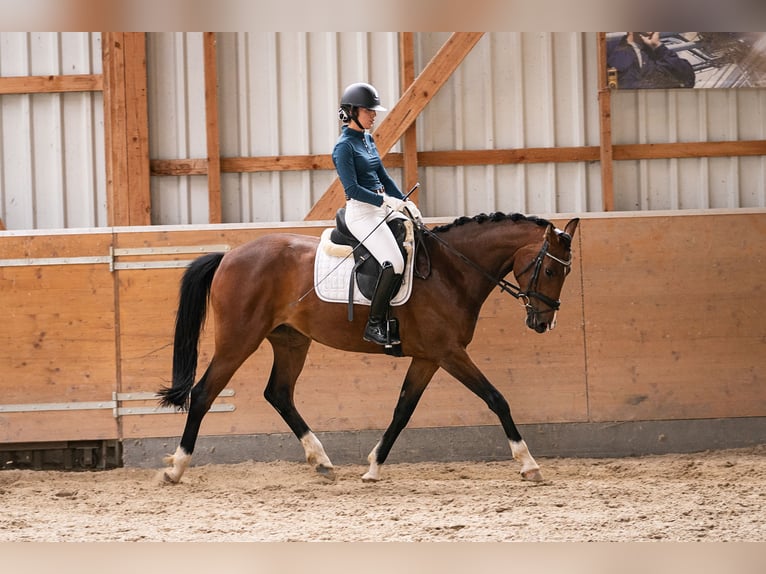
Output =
[{"x1": 158, "y1": 212, "x2": 579, "y2": 484}]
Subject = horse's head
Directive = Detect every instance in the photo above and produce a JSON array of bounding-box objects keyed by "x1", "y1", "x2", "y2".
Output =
[{"x1": 513, "y1": 218, "x2": 579, "y2": 333}]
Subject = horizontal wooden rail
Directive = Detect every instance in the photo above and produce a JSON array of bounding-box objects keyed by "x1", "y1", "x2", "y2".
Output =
[
  {"x1": 613, "y1": 140, "x2": 766, "y2": 160},
  {"x1": 0, "y1": 74, "x2": 103, "y2": 94},
  {"x1": 149, "y1": 140, "x2": 765, "y2": 177}
]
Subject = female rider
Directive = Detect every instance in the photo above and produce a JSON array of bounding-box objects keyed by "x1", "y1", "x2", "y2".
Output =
[{"x1": 332, "y1": 82, "x2": 420, "y2": 346}]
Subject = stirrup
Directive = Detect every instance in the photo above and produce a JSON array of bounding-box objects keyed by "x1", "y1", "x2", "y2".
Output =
[{"x1": 363, "y1": 320, "x2": 400, "y2": 346}]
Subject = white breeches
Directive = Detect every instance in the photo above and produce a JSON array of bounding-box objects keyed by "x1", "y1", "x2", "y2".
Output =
[{"x1": 345, "y1": 198, "x2": 405, "y2": 274}]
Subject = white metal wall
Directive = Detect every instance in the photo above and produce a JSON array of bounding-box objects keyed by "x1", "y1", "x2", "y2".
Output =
[
  {"x1": 415, "y1": 32, "x2": 604, "y2": 216},
  {"x1": 147, "y1": 32, "x2": 606, "y2": 224},
  {"x1": 147, "y1": 32, "x2": 209, "y2": 225},
  {"x1": 0, "y1": 32, "x2": 104, "y2": 230},
  {"x1": 611, "y1": 88, "x2": 766, "y2": 210},
  {"x1": 1, "y1": 32, "x2": 764, "y2": 230},
  {"x1": 214, "y1": 32, "x2": 401, "y2": 224}
]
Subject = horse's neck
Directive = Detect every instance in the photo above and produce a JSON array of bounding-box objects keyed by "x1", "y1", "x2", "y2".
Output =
[
  {"x1": 441, "y1": 221, "x2": 537, "y2": 270},
  {"x1": 432, "y1": 221, "x2": 540, "y2": 297}
]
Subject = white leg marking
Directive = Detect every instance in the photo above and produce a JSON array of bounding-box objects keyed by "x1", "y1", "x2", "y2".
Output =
[
  {"x1": 301, "y1": 432, "x2": 333, "y2": 470},
  {"x1": 162, "y1": 446, "x2": 191, "y2": 484},
  {"x1": 510, "y1": 439, "x2": 543, "y2": 482},
  {"x1": 361, "y1": 442, "x2": 381, "y2": 482}
]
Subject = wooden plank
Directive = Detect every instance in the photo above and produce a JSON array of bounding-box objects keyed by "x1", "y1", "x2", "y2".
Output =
[
  {"x1": 613, "y1": 140, "x2": 766, "y2": 160},
  {"x1": 597, "y1": 32, "x2": 615, "y2": 211},
  {"x1": 149, "y1": 140, "x2": 763, "y2": 178},
  {"x1": 222, "y1": 155, "x2": 335, "y2": 172},
  {"x1": 157, "y1": 149, "x2": 596, "y2": 177},
  {"x1": 102, "y1": 32, "x2": 129, "y2": 227},
  {"x1": 0, "y1": 413, "x2": 117, "y2": 443},
  {"x1": 581, "y1": 212, "x2": 766, "y2": 421},
  {"x1": 151, "y1": 158, "x2": 208, "y2": 176},
  {"x1": 305, "y1": 32, "x2": 485, "y2": 221},
  {"x1": 123, "y1": 33, "x2": 151, "y2": 226},
  {"x1": 0, "y1": 231, "x2": 112, "y2": 260},
  {"x1": 102, "y1": 32, "x2": 151, "y2": 227},
  {"x1": 399, "y1": 32, "x2": 419, "y2": 202},
  {"x1": 0, "y1": 232, "x2": 118, "y2": 443},
  {"x1": 0, "y1": 74, "x2": 103, "y2": 94},
  {"x1": 417, "y1": 147, "x2": 600, "y2": 165},
  {"x1": 203, "y1": 32, "x2": 222, "y2": 224}
]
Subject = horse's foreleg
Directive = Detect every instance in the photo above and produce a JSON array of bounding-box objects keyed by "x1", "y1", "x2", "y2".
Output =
[
  {"x1": 264, "y1": 329, "x2": 335, "y2": 479},
  {"x1": 510, "y1": 439, "x2": 543, "y2": 482},
  {"x1": 362, "y1": 358, "x2": 439, "y2": 482},
  {"x1": 440, "y1": 350, "x2": 543, "y2": 482}
]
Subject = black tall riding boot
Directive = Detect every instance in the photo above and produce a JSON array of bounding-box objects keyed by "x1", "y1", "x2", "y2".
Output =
[{"x1": 363, "y1": 261, "x2": 403, "y2": 346}]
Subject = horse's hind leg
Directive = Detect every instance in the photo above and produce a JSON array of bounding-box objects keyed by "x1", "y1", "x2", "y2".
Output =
[
  {"x1": 264, "y1": 327, "x2": 335, "y2": 479},
  {"x1": 163, "y1": 350, "x2": 251, "y2": 483}
]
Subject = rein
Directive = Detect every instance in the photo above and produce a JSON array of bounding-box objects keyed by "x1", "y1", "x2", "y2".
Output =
[{"x1": 417, "y1": 223, "x2": 571, "y2": 312}]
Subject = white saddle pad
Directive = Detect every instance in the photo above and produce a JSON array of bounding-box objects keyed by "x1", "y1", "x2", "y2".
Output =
[{"x1": 314, "y1": 220, "x2": 415, "y2": 306}]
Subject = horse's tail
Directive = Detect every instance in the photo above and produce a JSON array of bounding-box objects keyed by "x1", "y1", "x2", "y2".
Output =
[{"x1": 158, "y1": 252, "x2": 226, "y2": 409}]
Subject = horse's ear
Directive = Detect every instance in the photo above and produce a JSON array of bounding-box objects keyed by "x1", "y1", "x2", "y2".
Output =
[{"x1": 563, "y1": 218, "x2": 579, "y2": 238}]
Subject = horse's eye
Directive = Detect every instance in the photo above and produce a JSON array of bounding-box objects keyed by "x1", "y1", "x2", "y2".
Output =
[{"x1": 545, "y1": 268, "x2": 555, "y2": 277}]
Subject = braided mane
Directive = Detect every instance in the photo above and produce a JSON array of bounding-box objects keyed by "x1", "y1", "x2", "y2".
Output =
[{"x1": 432, "y1": 212, "x2": 552, "y2": 233}]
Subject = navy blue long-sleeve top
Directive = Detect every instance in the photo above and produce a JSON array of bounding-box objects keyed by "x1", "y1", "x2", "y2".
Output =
[
  {"x1": 332, "y1": 126, "x2": 403, "y2": 206},
  {"x1": 607, "y1": 36, "x2": 695, "y2": 89}
]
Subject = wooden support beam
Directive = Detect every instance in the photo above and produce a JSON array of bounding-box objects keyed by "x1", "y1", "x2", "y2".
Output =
[
  {"x1": 597, "y1": 33, "x2": 615, "y2": 212},
  {"x1": 0, "y1": 74, "x2": 103, "y2": 94},
  {"x1": 399, "y1": 32, "x2": 419, "y2": 203},
  {"x1": 102, "y1": 32, "x2": 151, "y2": 226},
  {"x1": 305, "y1": 32, "x2": 484, "y2": 221},
  {"x1": 203, "y1": 32, "x2": 222, "y2": 224}
]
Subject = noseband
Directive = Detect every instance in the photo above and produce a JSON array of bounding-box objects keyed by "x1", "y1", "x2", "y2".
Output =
[{"x1": 421, "y1": 225, "x2": 571, "y2": 314}]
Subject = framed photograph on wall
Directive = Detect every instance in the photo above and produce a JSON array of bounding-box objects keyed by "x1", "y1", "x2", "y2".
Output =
[{"x1": 605, "y1": 32, "x2": 766, "y2": 89}]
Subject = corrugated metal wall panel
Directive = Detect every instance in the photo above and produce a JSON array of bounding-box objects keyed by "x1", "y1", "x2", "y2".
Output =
[
  {"x1": 1, "y1": 32, "x2": 763, "y2": 230},
  {"x1": 610, "y1": 87, "x2": 766, "y2": 211},
  {"x1": 0, "y1": 32, "x2": 104, "y2": 230},
  {"x1": 147, "y1": 32, "x2": 209, "y2": 225},
  {"x1": 416, "y1": 32, "x2": 602, "y2": 218},
  {"x1": 194, "y1": 32, "x2": 400, "y2": 224}
]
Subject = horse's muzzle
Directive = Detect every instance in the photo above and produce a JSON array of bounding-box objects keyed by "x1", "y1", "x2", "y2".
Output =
[
  {"x1": 527, "y1": 317, "x2": 549, "y2": 333},
  {"x1": 525, "y1": 309, "x2": 555, "y2": 333}
]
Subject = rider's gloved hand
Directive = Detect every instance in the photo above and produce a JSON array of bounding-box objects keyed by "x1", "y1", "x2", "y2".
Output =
[
  {"x1": 402, "y1": 200, "x2": 422, "y2": 221},
  {"x1": 381, "y1": 194, "x2": 406, "y2": 212}
]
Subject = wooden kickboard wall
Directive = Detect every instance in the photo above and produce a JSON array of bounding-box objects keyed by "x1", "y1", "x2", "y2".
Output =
[{"x1": 0, "y1": 210, "x2": 764, "y2": 445}]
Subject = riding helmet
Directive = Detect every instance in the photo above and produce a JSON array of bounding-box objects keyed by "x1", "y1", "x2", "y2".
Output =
[{"x1": 340, "y1": 82, "x2": 387, "y2": 111}]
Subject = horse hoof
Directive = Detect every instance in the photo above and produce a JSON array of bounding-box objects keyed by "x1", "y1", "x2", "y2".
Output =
[
  {"x1": 316, "y1": 464, "x2": 336, "y2": 481},
  {"x1": 161, "y1": 471, "x2": 179, "y2": 484},
  {"x1": 361, "y1": 474, "x2": 379, "y2": 483},
  {"x1": 521, "y1": 468, "x2": 544, "y2": 482}
]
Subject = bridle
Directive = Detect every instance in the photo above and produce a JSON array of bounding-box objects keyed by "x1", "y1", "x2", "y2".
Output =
[
  {"x1": 513, "y1": 239, "x2": 572, "y2": 317},
  {"x1": 418, "y1": 224, "x2": 572, "y2": 316}
]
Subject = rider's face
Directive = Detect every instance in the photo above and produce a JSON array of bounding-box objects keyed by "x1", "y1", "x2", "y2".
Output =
[{"x1": 356, "y1": 107, "x2": 376, "y2": 130}]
